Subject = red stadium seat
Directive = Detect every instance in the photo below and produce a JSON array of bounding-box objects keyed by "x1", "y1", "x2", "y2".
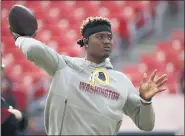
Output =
[
  {"x1": 155, "y1": 48, "x2": 182, "y2": 74},
  {"x1": 2, "y1": 44, "x2": 15, "y2": 55},
  {"x1": 165, "y1": 82, "x2": 177, "y2": 94},
  {"x1": 122, "y1": 64, "x2": 146, "y2": 74},
  {"x1": 12, "y1": 90, "x2": 28, "y2": 111},
  {"x1": 73, "y1": 7, "x2": 86, "y2": 20},
  {"x1": 65, "y1": 29, "x2": 78, "y2": 42},
  {"x1": 98, "y1": 7, "x2": 111, "y2": 18},
  {"x1": 59, "y1": 1, "x2": 77, "y2": 16},
  {"x1": 75, "y1": 1, "x2": 101, "y2": 8},
  {"x1": 164, "y1": 51, "x2": 181, "y2": 73},
  {"x1": 25, "y1": 1, "x2": 43, "y2": 15},
  {"x1": 67, "y1": 45, "x2": 81, "y2": 57},
  {"x1": 75, "y1": 1, "x2": 100, "y2": 17},
  {"x1": 109, "y1": 18, "x2": 120, "y2": 33},
  {"x1": 171, "y1": 39, "x2": 184, "y2": 53},
  {"x1": 33, "y1": 86, "x2": 47, "y2": 99},
  {"x1": 22, "y1": 74, "x2": 35, "y2": 88},
  {"x1": 2, "y1": 18, "x2": 10, "y2": 36},
  {"x1": 156, "y1": 40, "x2": 184, "y2": 53},
  {"x1": 12, "y1": 48, "x2": 25, "y2": 61},
  {"x1": 46, "y1": 7, "x2": 63, "y2": 24},
  {"x1": 57, "y1": 18, "x2": 70, "y2": 32},
  {"x1": 156, "y1": 41, "x2": 173, "y2": 53},
  {"x1": 2, "y1": 1, "x2": 16, "y2": 9},
  {"x1": 6, "y1": 64, "x2": 24, "y2": 83},
  {"x1": 116, "y1": 6, "x2": 136, "y2": 39},
  {"x1": 61, "y1": 1, "x2": 76, "y2": 8},
  {"x1": 51, "y1": 36, "x2": 69, "y2": 48},
  {"x1": 171, "y1": 30, "x2": 184, "y2": 40},
  {"x1": 121, "y1": 1, "x2": 146, "y2": 28},
  {"x1": 2, "y1": 8, "x2": 9, "y2": 21},
  {"x1": 46, "y1": 40, "x2": 59, "y2": 51},
  {"x1": 100, "y1": 1, "x2": 125, "y2": 14},
  {"x1": 36, "y1": 29, "x2": 52, "y2": 43},
  {"x1": 66, "y1": 15, "x2": 83, "y2": 32},
  {"x1": 50, "y1": 1, "x2": 63, "y2": 8},
  {"x1": 2, "y1": 36, "x2": 15, "y2": 49},
  {"x1": 122, "y1": 64, "x2": 147, "y2": 88},
  {"x1": 47, "y1": 24, "x2": 68, "y2": 37},
  {"x1": 15, "y1": 59, "x2": 37, "y2": 73},
  {"x1": 37, "y1": 19, "x2": 45, "y2": 30},
  {"x1": 2, "y1": 53, "x2": 15, "y2": 68},
  {"x1": 34, "y1": 11, "x2": 49, "y2": 24},
  {"x1": 140, "y1": 54, "x2": 166, "y2": 73},
  {"x1": 167, "y1": 72, "x2": 178, "y2": 84}
]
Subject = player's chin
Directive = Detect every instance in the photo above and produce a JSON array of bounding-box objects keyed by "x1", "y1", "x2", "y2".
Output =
[{"x1": 102, "y1": 51, "x2": 111, "y2": 58}]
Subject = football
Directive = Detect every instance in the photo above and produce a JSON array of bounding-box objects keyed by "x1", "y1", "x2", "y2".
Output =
[{"x1": 8, "y1": 5, "x2": 38, "y2": 36}]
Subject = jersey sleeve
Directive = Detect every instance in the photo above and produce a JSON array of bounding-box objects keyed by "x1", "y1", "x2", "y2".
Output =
[
  {"x1": 15, "y1": 37, "x2": 67, "y2": 77},
  {"x1": 122, "y1": 75, "x2": 155, "y2": 131}
]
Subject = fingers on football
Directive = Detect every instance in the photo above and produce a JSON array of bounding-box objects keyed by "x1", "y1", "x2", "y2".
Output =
[
  {"x1": 155, "y1": 74, "x2": 167, "y2": 84},
  {"x1": 157, "y1": 78, "x2": 168, "y2": 88},
  {"x1": 149, "y1": 69, "x2": 158, "y2": 81}
]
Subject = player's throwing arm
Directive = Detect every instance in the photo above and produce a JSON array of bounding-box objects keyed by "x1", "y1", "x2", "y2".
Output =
[{"x1": 8, "y1": 5, "x2": 67, "y2": 77}]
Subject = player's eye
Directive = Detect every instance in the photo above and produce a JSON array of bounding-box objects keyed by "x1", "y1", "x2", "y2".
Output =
[
  {"x1": 98, "y1": 34, "x2": 104, "y2": 39},
  {"x1": 98, "y1": 36, "x2": 103, "y2": 39},
  {"x1": 108, "y1": 36, "x2": 112, "y2": 40}
]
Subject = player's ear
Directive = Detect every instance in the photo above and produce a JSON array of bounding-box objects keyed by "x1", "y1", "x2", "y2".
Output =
[{"x1": 83, "y1": 38, "x2": 88, "y2": 48}]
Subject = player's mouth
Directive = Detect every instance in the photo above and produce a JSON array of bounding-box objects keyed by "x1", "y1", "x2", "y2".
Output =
[{"x1": 104, "y1": 46, "x2": 111, "y2": 51}]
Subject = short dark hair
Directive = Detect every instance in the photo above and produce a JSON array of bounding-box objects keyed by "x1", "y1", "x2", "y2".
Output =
[
  {"x1": 77, "y1": 16, "x2": 111, "y2": 47},
  {"x1": 80, "y1": 16, "x2": 111, "y2": 37}
]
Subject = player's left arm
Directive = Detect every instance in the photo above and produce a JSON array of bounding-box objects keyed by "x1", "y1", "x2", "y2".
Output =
[
  {"x1": 123, "y1": 70, "x2": 167, "y2": 131},
  {"x1": 123, "y1": 81, "x2": 155, "y2": 131}
]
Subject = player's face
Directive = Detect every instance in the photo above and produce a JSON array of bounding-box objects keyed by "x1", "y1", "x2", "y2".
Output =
[{"x1": 87, "y1": 31, "x2": 113, "y2": 59}]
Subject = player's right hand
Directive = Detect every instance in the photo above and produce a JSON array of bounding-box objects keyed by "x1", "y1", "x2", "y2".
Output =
[
  {"x1": 9, "y1": 27, "x2": 37, "y2": 40},
  {"x1": 9, "y1": 27, "x2": 20, "y2": 40},
  {"x1": 8, "y1": 106, "x2": 23, "y2": 121}
]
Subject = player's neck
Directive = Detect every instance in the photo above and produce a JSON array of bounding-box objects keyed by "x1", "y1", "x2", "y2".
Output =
[{"x1": 86, "y1": 55, "x2": 105, "y2": 64}]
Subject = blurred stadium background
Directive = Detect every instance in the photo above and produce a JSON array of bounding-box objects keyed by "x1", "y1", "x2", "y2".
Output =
[{"x1": 1, "y1": 1, "x2": 184, "y2": 135}]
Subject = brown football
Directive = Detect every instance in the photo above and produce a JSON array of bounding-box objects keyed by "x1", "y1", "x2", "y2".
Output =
[{"x1": 8, "y1": 5, "x2": 38, "y2": 36}]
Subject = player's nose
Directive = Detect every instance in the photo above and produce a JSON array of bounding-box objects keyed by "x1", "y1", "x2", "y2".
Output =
[{"x1": 103, "y1": 38, "x2": 111, "y2": 45}]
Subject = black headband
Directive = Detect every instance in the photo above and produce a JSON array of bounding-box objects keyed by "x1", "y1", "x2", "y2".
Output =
[
  {"x1": 77, "y1": 24, "x2": 112, "y2": 47},
  {"x1": 83, "y1": 24, "x2": 112, "y2": 38}
]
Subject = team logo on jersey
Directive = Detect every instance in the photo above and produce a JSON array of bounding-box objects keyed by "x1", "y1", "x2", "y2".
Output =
[{"x1": 89, "y1": 68, "x2": 110, "y2": 86}]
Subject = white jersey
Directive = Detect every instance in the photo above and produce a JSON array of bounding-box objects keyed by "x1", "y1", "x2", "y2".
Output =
[{"x1": 15, "y1": 37, "x2": 155, "y2": 135}]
